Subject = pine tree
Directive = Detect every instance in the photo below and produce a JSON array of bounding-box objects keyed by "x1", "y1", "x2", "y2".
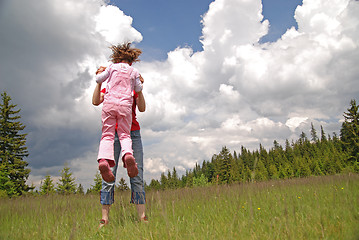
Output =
[
  {"x1": 278, "y1": 164, "x2": 287, "y2": 179},
  {"x1": 0, "y1": 92, "x2": 31, "y2": 196},
  {"x1": 296, "y1": 157, "x2": 312, "y2": 177},
  {"x1": 76, "y1": 184, "x2": 84, "y2": 194},
  {"x1": 254, "y1": 158, "x2": 268, "y2": 181},
  {"x1": 193, "y1": 162, "x2": 201, "y2": 178},
  {"x1": 166, "y1": 170, "x2": 173, "y2": 188},
  {"x1": 88, "y1": 172, "x2": 102, "y2": 194},
  {"x1": 311, "y1": 160, "x2": 323, "y2": 176},
  {"x1": 185, "y1": 170, "x2": 194, "y2": 187},
  {"x1": 320, "y1": 125, "x2": 327, "y2": 142},
  {"x1": 284, "y1": 162, "x2": 294, "y2": 178},
  {"x1": 273, "y1": 140, "x2": 281, "y2": 150},
  {"x1": 243, "y1": 166, "x2": 252, "y2": 182},
  {"x1": 117, "y1": 177, "x2": 129, "y2": 191},
  {"x1": 193, "y1": 174, "x2": 208, "y2": 187},
  {"x1": 299, "y1": 132, "x2": 308, "y2": 145},
  {"x1": 217, "y1": 146, "x2": 232, "y2": 183},
  {"x1": 285, "y1": 139, "x2": 294, "y2": 163},
  {"x1": 179, "y1": 172, "x2": 188, "y2": 187},
  {"x1": 0, "y1": 163, "x2": 16, "y2": 196},
  {"x1": 56, "y1": 165, "x2": 76, "y2": 194},
  {"x1": 148, "y1": 179, "x2": 161, "y2": 190},
  {"x1": 160, "y1": 172, "x2": 168, "y2": 189},
  {"x1": 202, "y1": 160, "x2": 214, "y2": 181},
  {"x1": 237, "y1": 158, "x2": 245, "y2": 182},
  {"x1": 268, "y1": 164, "x2": 279, "y2": 179},
  {"x1": 259, "y1": 144, "x2": 269, "y2": 167},
  {"x1": 310, "y1": 123, "x2": 319, "y2": 143},
  {"x1": 340, "y1": 99, "x2": 359, "y2": 165},
  {"x1": 40, "y1": 175, "x2": 55, "y2": 195},
  {"x1": 170, "y1": 167, "x2": 180, "y2": 189},
  {"x1": 229, "y1": 156, "x2": 240, "y2": 182},
  {"x1": 241, "y1": 146, "x2": 251, "y2": 169}
]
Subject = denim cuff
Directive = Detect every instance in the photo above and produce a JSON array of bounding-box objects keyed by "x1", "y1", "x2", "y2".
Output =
[
  {"x1": 100, "y1": 190, "x2": 115, "y2": 205},
  {"x1": 131, "y1": 191, "x2": 146, "y2": 204}
]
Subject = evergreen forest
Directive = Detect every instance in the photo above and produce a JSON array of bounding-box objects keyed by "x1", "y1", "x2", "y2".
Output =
[
  {"x1": 147, "y1": 99, "x2": 359, "y2": 190},
  {"x1": 1, "y1": 89, "x2": 358, "y2": 196}
]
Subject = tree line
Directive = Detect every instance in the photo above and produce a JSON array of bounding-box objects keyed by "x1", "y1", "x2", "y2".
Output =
[
  {"x1": 147, "y1": 100, "x2": 359, "y2": 190},
  {"x1": 37, "y1": 166, "x2": 130, "y2": 195},
  {"x1": 0, "y1": 91, "x2": 130, "y2": 196},
  {"x1": 1, "y1": 91, "x2": 358, "y2": 196}
]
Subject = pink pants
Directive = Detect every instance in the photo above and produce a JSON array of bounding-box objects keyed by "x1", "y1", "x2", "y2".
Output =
[{"x1": 97, "y1": 101, "x2": 133, "y2": 167}]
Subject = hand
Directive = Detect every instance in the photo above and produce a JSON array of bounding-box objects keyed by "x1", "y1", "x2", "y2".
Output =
[
  {"x1": 139, "y1": 74, "x2": 144, "y2": 84},
  {"x1": 96, "y1": 66, "x2": 106, "y2": 75}
]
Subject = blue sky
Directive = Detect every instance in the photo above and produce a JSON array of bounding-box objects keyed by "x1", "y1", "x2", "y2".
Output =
[
  {"x1": 1, "y1": 0, "x2": 358, "y2": 190},
  {"x1": 261, "y1": 0, "x2": 302, "y2": 42},
  {"x1": 111, "y1": 0, "x2": 303, "y2": 60}
]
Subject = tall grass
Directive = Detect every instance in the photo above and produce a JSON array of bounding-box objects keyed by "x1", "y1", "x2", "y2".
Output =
[{"x1": 1, "y1": 174, "x2": 358, "y2": 239}]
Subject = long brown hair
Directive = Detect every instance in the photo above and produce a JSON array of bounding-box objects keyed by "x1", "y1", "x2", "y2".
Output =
[{"x1": 109, "y1": 43, "x2": 142, "y2": 64}]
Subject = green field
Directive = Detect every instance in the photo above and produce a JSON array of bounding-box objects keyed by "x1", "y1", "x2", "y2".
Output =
[{"x1": 1, "y1": 174, "x2": 358, "y2": 240}]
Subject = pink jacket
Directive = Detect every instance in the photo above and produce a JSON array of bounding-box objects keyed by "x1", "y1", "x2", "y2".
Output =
[{"x1": 96, "y1": 63, "x2": 143, "y2": 110}]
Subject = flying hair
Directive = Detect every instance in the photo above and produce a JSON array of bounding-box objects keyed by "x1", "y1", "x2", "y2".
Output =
[{"x1": 109, "y1": 43, "x2": 142, "y2": 64}]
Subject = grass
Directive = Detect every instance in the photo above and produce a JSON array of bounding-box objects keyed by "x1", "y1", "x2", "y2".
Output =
[{"x1": 0, "y1": 174, "x2": 358, "y2": 239}]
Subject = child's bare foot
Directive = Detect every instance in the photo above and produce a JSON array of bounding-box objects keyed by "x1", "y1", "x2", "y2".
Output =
[
  {"x1": 140, "y1": 216, "x2": 148, "y2": 223},
  {"x1": 124, "y1": 154, "x2": 138, "y2": 178},
  {"x1": 98, "y1": 219, "x2": 108, "y2": 229},
  {"x1": 98, "y1": 159, "x2": 115, "y2": 182}
]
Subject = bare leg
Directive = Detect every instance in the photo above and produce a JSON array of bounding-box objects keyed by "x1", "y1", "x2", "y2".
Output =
[
  {"x1": 99, "y1": 204, "x2": 110, "y2": 228},
  {"x1": 136, "y1": 204, "x2": 146, "y2": 221}
]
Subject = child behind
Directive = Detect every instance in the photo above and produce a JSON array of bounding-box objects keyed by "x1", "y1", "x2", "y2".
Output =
[{"x1": 95, "y1": 43, "x2": 143, "y2": 182}]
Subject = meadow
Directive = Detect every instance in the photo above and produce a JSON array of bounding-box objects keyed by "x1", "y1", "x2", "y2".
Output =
[{"x1": 0, "y1": 174, "x2": 358, "y2": 240}]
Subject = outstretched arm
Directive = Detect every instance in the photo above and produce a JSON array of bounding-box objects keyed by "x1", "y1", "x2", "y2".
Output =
[
  {"x1": 95, "y1": 66, "x2": 110, "y2": 84},
  {"x1": 136, "y1": 75, "x2": 146, "y2": 112},
  {"x1": 136, "y1": 91, "x2": 146, "y2": 112},
  {"x1": 92, "y1": 67, "x2": 106, "y2": 106},
  {"x1": 92, "y1": 83, "x2": 104, "y2": 106}
]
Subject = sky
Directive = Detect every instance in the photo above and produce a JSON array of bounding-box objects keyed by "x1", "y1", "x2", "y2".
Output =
[{"x1": 0, "y1": 0, "x2": 358, "y2": 190}]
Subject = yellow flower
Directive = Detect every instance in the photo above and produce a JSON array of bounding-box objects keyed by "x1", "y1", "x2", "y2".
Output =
[{"x1": 257, "y1": 208, "x2": 261, "y2": 210}]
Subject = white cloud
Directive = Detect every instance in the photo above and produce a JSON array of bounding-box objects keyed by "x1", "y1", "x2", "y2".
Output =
[
  {"x1": 95, "y1": 5, "x2": 142, "y2": 44},
  {"x1": 1, "y1": 0, "x2": 358, "y2": 190},
  {"x1": 137, "y1": 0, "x2": 358, "y2": 179},
  {"x1": 286, "y1": 117, "x2": 309, "y2": 132},
  {"x1": 219, "y1": 84, "x2": 240, "y2": 101},
  {"x1": 0, "y1": 0, "x2": 143, "y2": 189},
  {"x1": 145, "y1": 158, "x2": 168, "y2": 175}
]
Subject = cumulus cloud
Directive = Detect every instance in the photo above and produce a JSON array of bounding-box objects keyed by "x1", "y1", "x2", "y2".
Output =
[
  {"x1": 1, "y1": 0, "x2": 358, "y2": 189},
  {"x1": 0, "y1": 0, "x2": 142, "y2": 189},
  {"x1": 138, "y1": 0, "x2": 359, "y2": 178},
  {"x1": 95, "y1": 5, "x2": 142, "y2": 44}
]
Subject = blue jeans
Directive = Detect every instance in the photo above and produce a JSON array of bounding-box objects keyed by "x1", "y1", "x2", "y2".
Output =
[{"x1": 100, "y1": 130, "x2": 146, "y2": 205}]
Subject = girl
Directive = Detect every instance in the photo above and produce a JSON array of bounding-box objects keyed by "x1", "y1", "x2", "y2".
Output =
[
  {"x1": 95, "y1": 43, "x2": 143, "y2": 182},
  {"x1": 92, "y1": 79, "x2": 147, "y2": 226}
]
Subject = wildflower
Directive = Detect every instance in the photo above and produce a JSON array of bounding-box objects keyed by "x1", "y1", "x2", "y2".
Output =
[
  {"x1": 298, "y1": 196, "x2": 301, "y2": 199},
  {"x1": 257, "y1": 208, "x2": 261, "y2": 210},
  {"x1": 341, "y1": 187, "x2": 344, "y2": 190}
]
